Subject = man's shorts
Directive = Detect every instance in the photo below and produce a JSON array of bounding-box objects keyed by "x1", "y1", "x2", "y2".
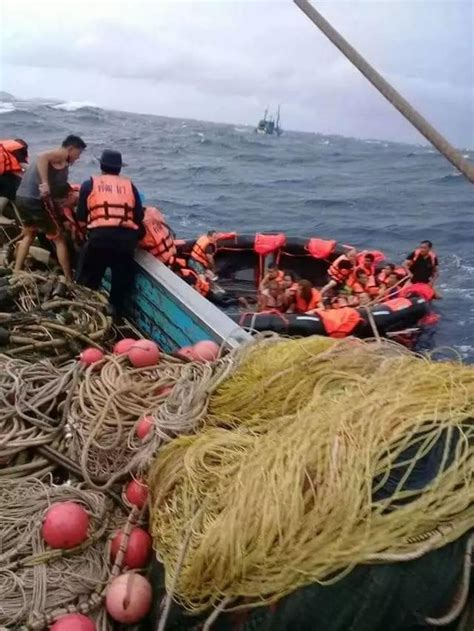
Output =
[
  {"x1": 188, "y1": 259, "x2": 207, "y2": 276},
  {"x1": 16, "y1": 196, "x2": 62, "y2": 240},
  {"x1": 0, "y1": 173, "x2": 21, "y2": 202}
]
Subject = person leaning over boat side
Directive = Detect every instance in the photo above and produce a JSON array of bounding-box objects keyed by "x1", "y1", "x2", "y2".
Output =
[
  {"x1": 0, "y1": 138, "x2": 29, "y2": 216},
  {"x1": 189, "y1": 230, "x2": 218, "y2": 279},
  {"x1": 404, "y1": 240, "x2": 439, "y2": 285},
  {"x1": 14, "y1": 135, "x2": 87, "y2": 281},
  {"x1": 75, "y1": 150, "x2": 144, "y2": 317},
  {"x1": 139, "y1": 206, "x2": 177, "y2": 266}
]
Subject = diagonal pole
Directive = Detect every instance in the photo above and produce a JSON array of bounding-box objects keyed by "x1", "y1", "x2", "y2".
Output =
[{"x1": 294, "y1": 0, "x2": 474, "y2": 184}]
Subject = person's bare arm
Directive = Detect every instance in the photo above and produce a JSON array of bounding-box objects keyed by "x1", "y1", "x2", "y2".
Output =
[
  {"x1": 36, "y1": 149, "x2": 65, "y2": 195},
  {"x1": 320, "y1": 279, "x2": 337, "y2": 296}
]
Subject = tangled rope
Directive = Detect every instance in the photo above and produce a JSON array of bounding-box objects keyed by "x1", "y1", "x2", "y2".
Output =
[
  {"x1": 67, "y1": 351, "x2": 235, "y2": 490},
  {"x1": 0, "y1": 477, "x2": 128, "y2": 630},
  {"x1": 0, "y1": 271, "x2": 112, "y2": 360},
  {"x1": 0, "y1": 354, "x2": 79, "y2": 478},
  {"x1": 149, "y1": 336, "x2": 474, "y2": 614}
]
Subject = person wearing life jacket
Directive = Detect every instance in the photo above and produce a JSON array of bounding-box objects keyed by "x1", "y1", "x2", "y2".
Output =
[
  {"x1": 0, "y1": 139, "x2": 28, "y2": 213},
  {"x1": 346, "y1": 269, "x2": 372, "y2": 305},
  {"x1": 292, "y1": 279, "x2": 322, "y2": 314},
  {"x1": 320, "y1": 257, "x2": 354, "y2": 305},
  {"x1": 281, "y1": 271, "x2": 299, "y2": 309},
  {"x1": 178, "y1": 264, "x2": 210, "y2": 297},
  {"x1": 14, "y1": 135, "x2": 87, "y2": 282},
  {"x1": 139, "y1": 206, "x2": 177, "y2": 266},
  {"x1": 189, "y1": 230, "x2": 218, "y2": 278},
  {"x1": 404, "y1": 240, "x2": 438, "y2": 285},
  {"x1": 355, "y1": 252, "x2": 377, "y2": 285},
  {"x1": 75, "y1": 150, "x2": 144, "y2": 317},
  {"x1": 259, "y1": 263, "x2": 285, "y2": 291},
  {"x1": 258, "y1": 280, "x2": 287, "y2": 312},
  {"x1": 380, "y1": 272, "x2": 401, "y2": 301},
  {"x1": 376, "y1": 263, "x2": 396, "y2": 285}
]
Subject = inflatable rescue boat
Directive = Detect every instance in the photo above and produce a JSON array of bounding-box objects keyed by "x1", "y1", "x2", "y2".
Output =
[{"x1": 176, "y1": 232, "x2": 434, "y2": 340}]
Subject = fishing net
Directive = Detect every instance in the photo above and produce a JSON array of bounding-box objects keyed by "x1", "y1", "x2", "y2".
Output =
[
  {"x1": 0, "y1": 354, "x2": 79, "y2": 479},
  {"x1": 66, "y1": 350, "x2": 235, "y2": 491},
  {"x1": 0, "y1": 271, "x2": 112, "y2": 360},
  {"x1": 149, "y1": 336, "x2": 474, "y2": 615},
  {"x1": 0, "y1": 477, "x2": 128, "y2": 630}
]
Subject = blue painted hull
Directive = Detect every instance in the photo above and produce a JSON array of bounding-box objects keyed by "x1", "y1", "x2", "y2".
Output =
[{"x1": 124, "y1": 251, "x2": 250, "y2": 353}]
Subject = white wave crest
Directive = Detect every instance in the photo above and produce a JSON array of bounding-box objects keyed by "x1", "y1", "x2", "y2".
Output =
[
  {"x1": 51, "y1": 101, "x2": 98, "y2": 112},
  {"x1": 0, "y1": 102, "x2": 16, "y2": 114}
]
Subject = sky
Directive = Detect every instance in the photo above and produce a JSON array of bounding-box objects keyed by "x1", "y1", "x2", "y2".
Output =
[{"x1": 1, "y1": 0, "x2": 473, "y2": 146}]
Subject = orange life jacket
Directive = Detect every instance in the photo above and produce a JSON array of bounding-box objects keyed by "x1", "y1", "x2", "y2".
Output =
[
  {"x1": 328, "y1": 255, "x2": 353, "y2": 283},
  {"x1": 179, "y1": 266, "x2": 210, "y2": 296},
  {"x1": 295, "y1": 287, "x2": 321, "y2": 313},
  {"x1": 86, "y1": 175, "x2": 138, "y2": 230},
  {"x1": 317, "y1": 307, "x2": 362, "y2": 338},
  {"x1": 0, "y1": 140, "x2": 24, "y2": 176},
  {"x1": 412, "y1": 248, "x2": 437, "y2": 267},
  {"x1": 139, "y1": 206, "x2": 177, "y2": 265},
  {"x1": 191, "y1": 235, "x2": 216, "y2": 268}
]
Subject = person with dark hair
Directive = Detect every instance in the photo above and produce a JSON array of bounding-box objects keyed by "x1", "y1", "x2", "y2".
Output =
[
  {"x1": 404, "y1": 240, "x2": 438, "y2": 284},
  {"x1": 14, "y1": 135, "x2": 86, "y2": 280},
  {"x1": 0, "y1": 138, "x2": 29, "y2": 215},
  {"x1": 377, "y1": 262, "x2": 396, "y2": 285},
  {"x1": 75, "y1": 150, "x2": 144, "y2": 317},
  {"x1": 189, "y1": 230, "x2": 218, "y2": 279}
]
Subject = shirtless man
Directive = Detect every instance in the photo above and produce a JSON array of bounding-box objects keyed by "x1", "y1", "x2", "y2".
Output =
[{"x1": 14, "y1": 135, "x2": 86, "y2": 281}]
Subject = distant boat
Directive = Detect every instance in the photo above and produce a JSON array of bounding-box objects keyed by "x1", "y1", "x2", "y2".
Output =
[{"x1": 255, "y1": 106, "x2": 283, "y2": 136}]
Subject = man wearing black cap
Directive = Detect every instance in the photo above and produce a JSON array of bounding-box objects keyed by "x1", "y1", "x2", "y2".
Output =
[{"x1": 75, "y1": 149, "x2": 144, "y2": 316}]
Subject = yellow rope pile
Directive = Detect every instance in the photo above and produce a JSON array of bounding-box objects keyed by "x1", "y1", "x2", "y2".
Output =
[{"x1": 149, "y1": 336, "x2": 474, "y2": 613}]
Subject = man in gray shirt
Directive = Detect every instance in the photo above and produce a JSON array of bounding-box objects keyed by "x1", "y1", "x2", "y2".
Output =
[{"x1": 14, "y1": 135, "x2": 86, "y2": 281}]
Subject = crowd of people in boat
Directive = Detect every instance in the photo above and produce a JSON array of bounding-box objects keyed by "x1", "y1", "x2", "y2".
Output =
[
  {"x1": 255, "y1": 243, "x2": 438, "y2": 315},
  {"x1": 0, "y1": 137, "x2": 439, "y2": 318}
]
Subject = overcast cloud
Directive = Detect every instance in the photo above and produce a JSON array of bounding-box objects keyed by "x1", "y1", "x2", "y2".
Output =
[{"x1": 1, "y1": 0, "x2": 473, "y2": 146}]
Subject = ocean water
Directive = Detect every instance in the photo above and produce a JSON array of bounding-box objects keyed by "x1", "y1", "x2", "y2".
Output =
[{"x1": 2, "y1": 99, "x2": 473, "y2": 360}]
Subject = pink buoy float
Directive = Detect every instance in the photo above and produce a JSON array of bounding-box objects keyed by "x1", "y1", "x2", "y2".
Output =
[
  {"x1": 42, "y1": 502, "x2": 89, "y2": 549},
  {"x1": 135, "y1": 415, "x2": 154, "y2": 440},
  {"x1": 124, "y1": 479, "x2": 149, "y2": 509},
  {"x1": 106, "y1": 573, "x2": 152, "y2": 623},
  {"x1": 79, "y1": 347, "x2": 104, "y2": 365},
  {"x1": 110, "y1": 527, "x2": 152, "y2": 569},
  {"x1": 128, "y1": 340, "x2": 160, "y2": 367},
  {"x1": 49, "y1": 613, "x2": 96, "y2": 631},
  {"x1": 113, "y1": 338, "x2": 137, "y2": 354},
  {"x1": 175, "y1": 346, "x2": 195, "y2": 361},
  {"x1": 192, "y1": 340, "x2": 220, "y2": 362}
]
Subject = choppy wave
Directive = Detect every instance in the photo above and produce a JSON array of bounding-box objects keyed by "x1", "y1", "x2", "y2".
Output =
[
  {"x1": 51, "y1": 101, "x2": 99, "y2": 112},
  {"x1": 0, "y1": 102, "x2": 16, "y2": 114},
  {"x1": 3, "y1": 97, "x2": 473, "y2": 361}
]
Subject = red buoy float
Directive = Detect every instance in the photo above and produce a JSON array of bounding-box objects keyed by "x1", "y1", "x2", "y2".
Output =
[
  {"x1": 80, "y1": 347, "x2": 104, "y2": 365},
  {"x1": 42, "y1": 502, "x2": 89, "y2": 549},
  {"x1": 175, "y1": 346, "x2": 195, "y2": 361},
  {"x1": 113, "y1": 338, "x2": 137, "y2": 355},
  {"x1": 124, "y1": 479, "x2": 149, "y2": 509},
  {"x1": 135, "y1": 415, "x2": 154, "y2": 440},
  {"x1": 106, "y1": 573, "x2": 152, "y2": 623},
  {"x1": 192, "y1": 340, "x2": 220, "y2": 362},
  {"x1": 128, "y1": 340, "x2": 160, "y2": 367},
  {"x1": 49, "y1": 613, "x2": 96, "y2": 631},
  {"x1": 110, "y1": 527, "x2": 152, "y2": 569}
]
